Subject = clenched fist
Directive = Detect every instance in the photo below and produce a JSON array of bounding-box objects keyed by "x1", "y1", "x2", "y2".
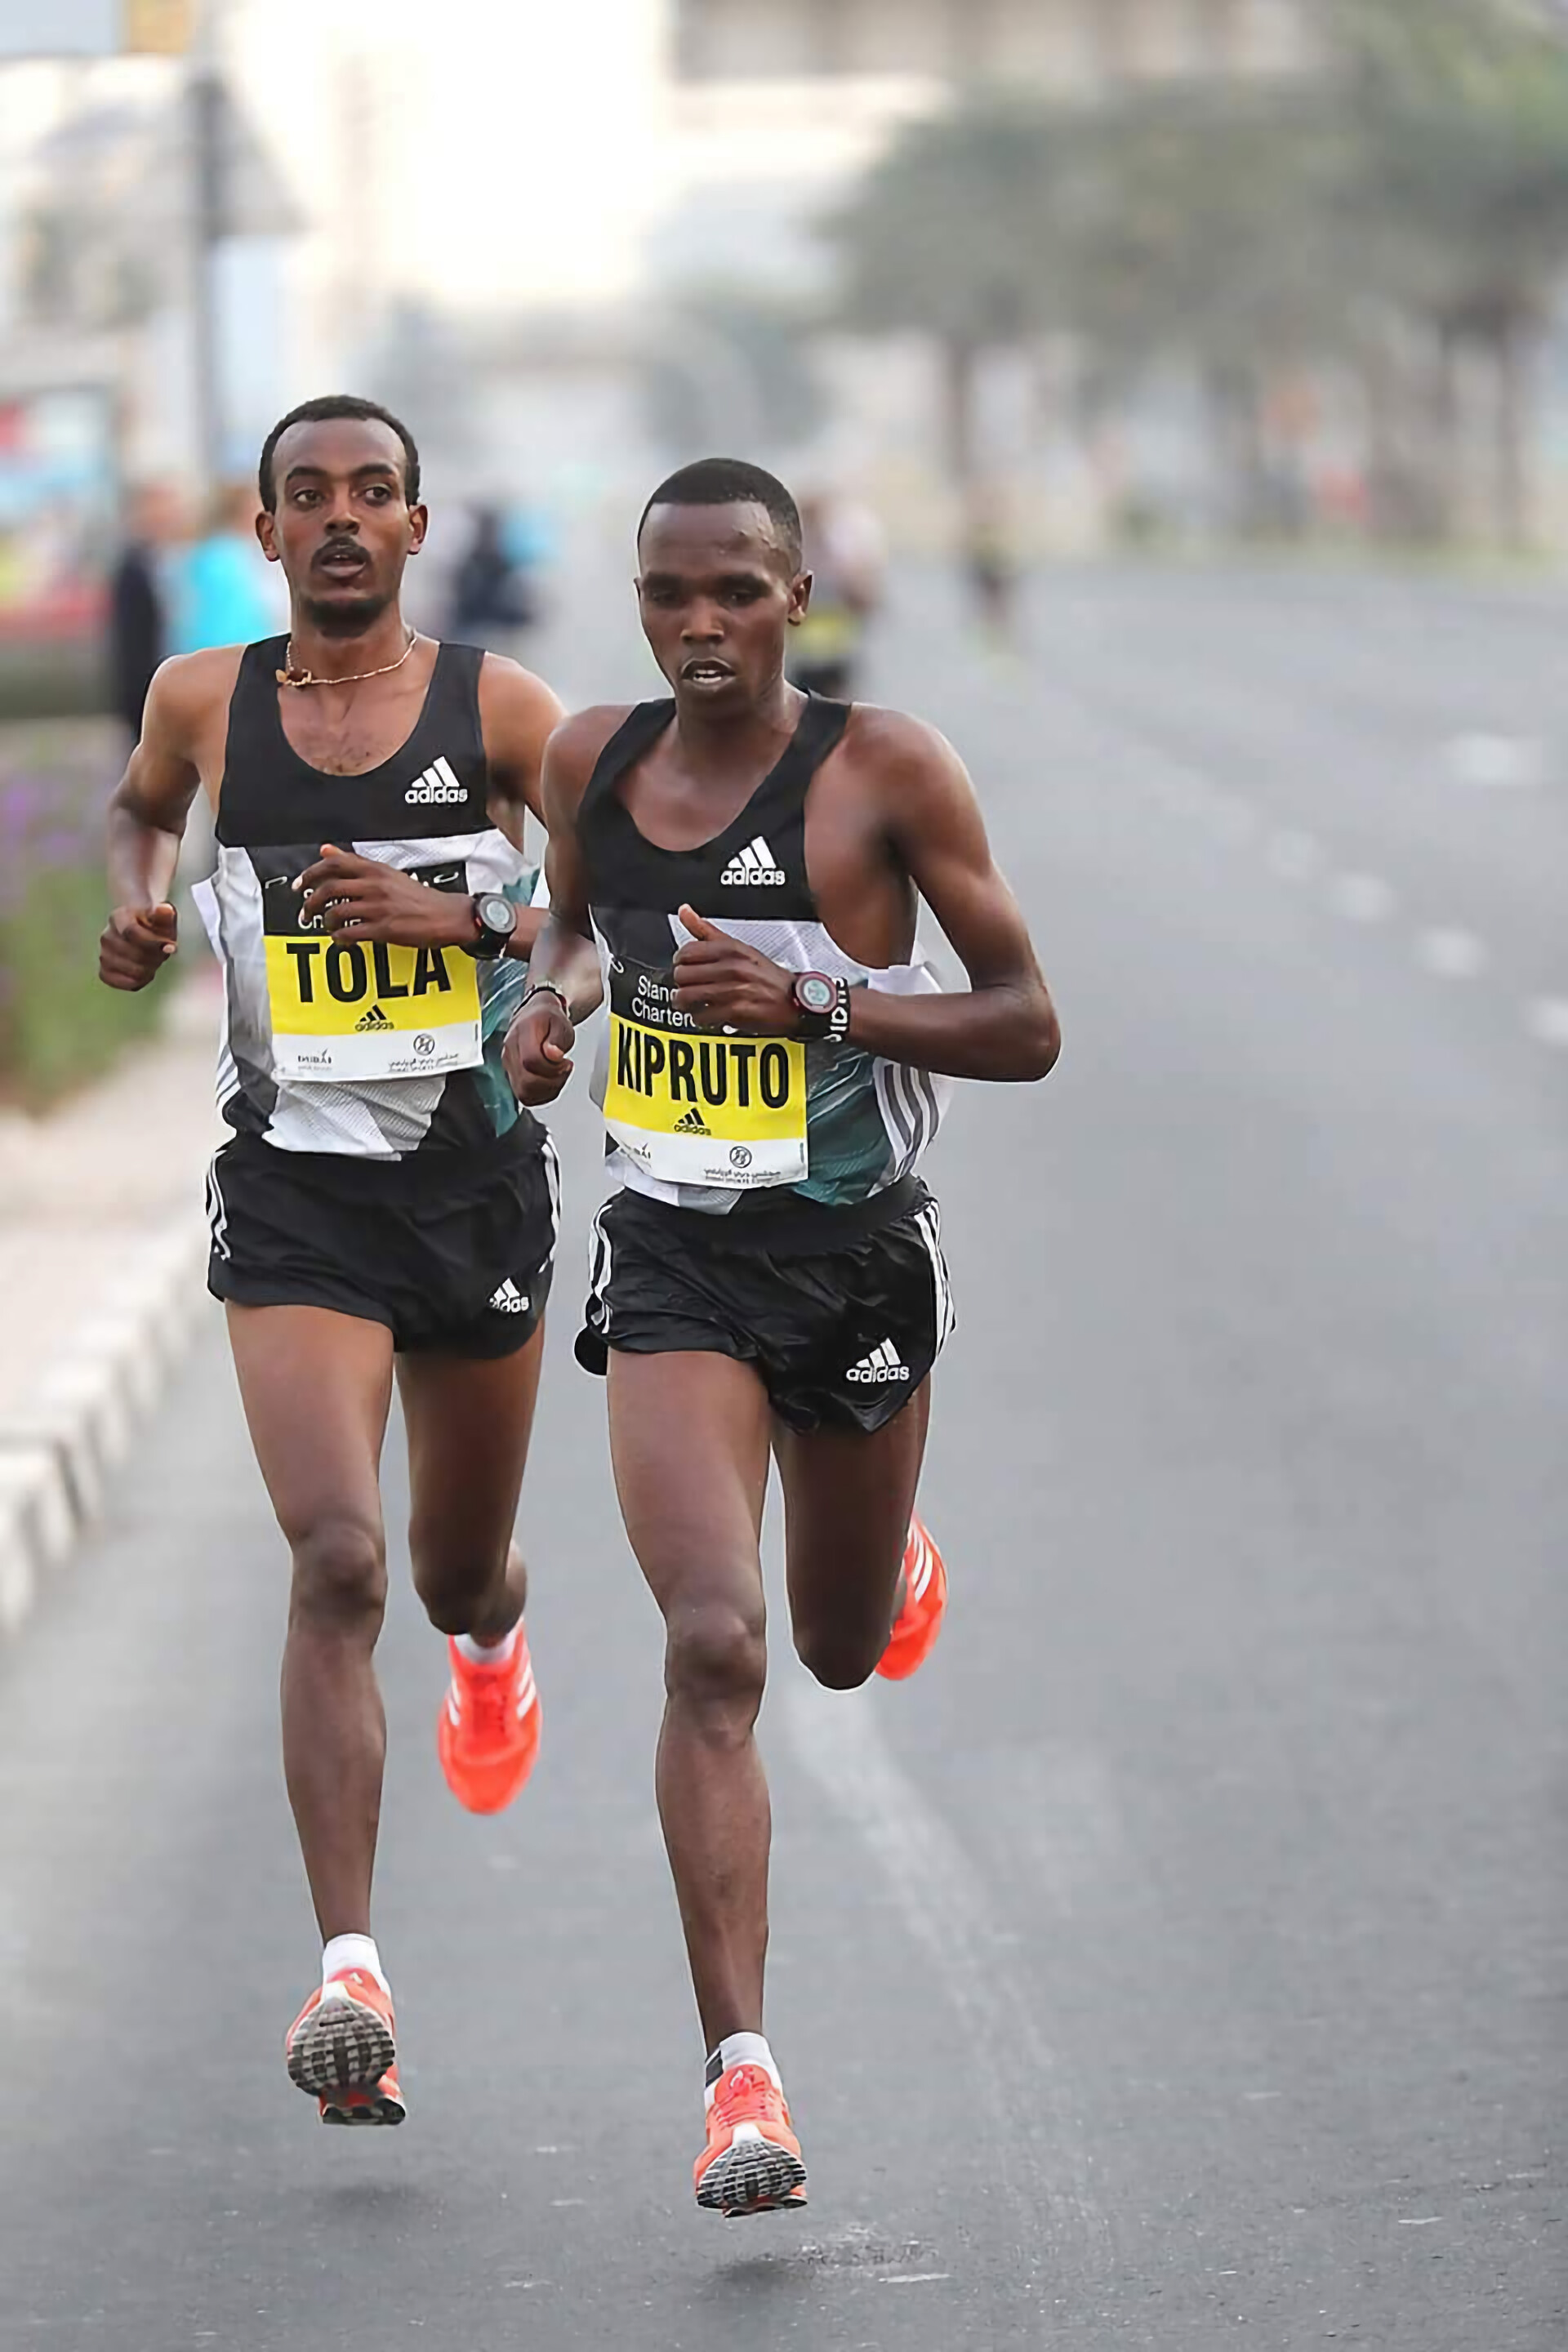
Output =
[{"x1": 100, "y1": 899, "x2": 178, "y2": 991}]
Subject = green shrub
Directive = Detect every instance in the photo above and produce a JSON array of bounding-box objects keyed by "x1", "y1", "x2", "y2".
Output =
[
  {"x1": 0, "y1": 722, "x2": 161, "y2": 1107},
  {"x1": 0, "y1": 862, "x2": 162, "y2": 1106}
]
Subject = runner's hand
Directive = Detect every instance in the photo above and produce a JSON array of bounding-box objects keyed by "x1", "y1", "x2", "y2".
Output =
[
  {"x1": 295, "y1": 846, "x2": 474, "y2": 947},
  {"x1": 672, "y1": 905, "x2": 795, "y2": 1033},
  {"x1": 99, "y1": 900, "x2": 177, "y2": 991},
  {"x1": 504, "y1": 999, "x2": 576, "y2": 1104}
]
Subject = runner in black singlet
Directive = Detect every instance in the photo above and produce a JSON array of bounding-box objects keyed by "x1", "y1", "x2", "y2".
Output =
[
  {"x1": 505, "y1": 458, "x2": 1061, "y2": 2215},
  {"x1": 99, "y1": 396, "x2": 596, "y2": 2128}
]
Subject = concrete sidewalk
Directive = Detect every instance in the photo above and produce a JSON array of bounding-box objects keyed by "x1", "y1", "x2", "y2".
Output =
[{"x1": 0, "y1": 970, "x2": 225, "y2": 1634}]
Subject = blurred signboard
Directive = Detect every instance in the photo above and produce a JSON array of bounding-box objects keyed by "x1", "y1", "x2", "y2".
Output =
[
  {"x1": 0, "y1": 0, "x2": 194, "y2": 57},
  {"x1": 0, "y1": 391, "x2": 115, "y2": 644}
]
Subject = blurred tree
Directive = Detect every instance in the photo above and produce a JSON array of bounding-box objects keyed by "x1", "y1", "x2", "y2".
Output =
[
  {"x1": 1331, "y1": 2, "x2": 1568, "y2": 542},
  {"x1": 824, "y1": 100, "x2": 1063, "y2": 482},
  {"x1": 642, "y1": 289, "x2": 826, "y2": 458},
  {"x1": 827, "y1": 0, "x2": 1568, "y2": 547}
]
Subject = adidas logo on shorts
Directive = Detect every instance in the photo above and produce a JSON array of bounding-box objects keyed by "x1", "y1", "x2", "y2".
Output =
[
  {"x1": 488, "y1": 1278, "x2": 530, "y2": 1315},
  {"x1": 405, "y1": 757, "x2": 467, "y2": 806},
  {"x1": 719, "y1": 835, "x2": 786, "y2": 887},
  {"x1": 847, "y1": 1339, "x2": 911, "y2": 1386}
]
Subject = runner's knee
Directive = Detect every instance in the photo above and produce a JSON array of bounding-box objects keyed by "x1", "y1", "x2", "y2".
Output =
[
  {"x1": 792, "y1": 1619, "x2": 882, "y2": 1692},
  {"x1": 409, "y1": 1535, "x2": 512, "y2": 1636},
  {"x1": 287, "y1": 1516, "x2": 387, "y2": 1633},
  {"x1": 664, "y1": 1595, "x2": 767, "y2": 1726}
]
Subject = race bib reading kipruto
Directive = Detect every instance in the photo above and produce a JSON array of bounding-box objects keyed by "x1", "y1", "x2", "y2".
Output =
[
  {"x1": 261, "y1": 858, "x2": 482, "y2": 1085},
  {"x1": 601, "y1": 957, "x2": 806, "y2": 1189}
]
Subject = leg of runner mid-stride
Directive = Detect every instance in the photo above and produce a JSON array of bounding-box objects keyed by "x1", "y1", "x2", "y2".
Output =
[
  {"x1": 226, "y1": 1302, "x2": 407, "y2": 2125},
  {"x1": 604, "y1": 1348, "x2": 813, "y2": 2216},
  {"x1": 398, "y1": 1329, "x2": 547, "y2": 1818}
]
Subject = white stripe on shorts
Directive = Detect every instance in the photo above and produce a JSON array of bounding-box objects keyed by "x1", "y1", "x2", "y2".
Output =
[
  {"x1": 205, "y1": 1152, "x2": 232, "y2": 1263},
  {"x1": 585, "y1": 1204, "x2": 614, "y2": 1337},
  {"x1": 912, "y1": 1198, "x2": 955, "y2": 1351}
]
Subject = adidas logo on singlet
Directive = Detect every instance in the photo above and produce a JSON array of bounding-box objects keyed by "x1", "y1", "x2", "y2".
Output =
[
  {"x1": 847, "y1": 1339, "x2": 911, "y2": 1386},
  {"x1": 673, "y1": 1106, "x2": 712, "y2": 1136},
  {"x1": 719, "y1": 835, "x2": 786, "y2": 886},
  {"x1": 355, "y1": 1004, "x2": 394, "y2": 1031},
  {"x1": 405, "y1": 756, "x2": 467, "y2": 807}
]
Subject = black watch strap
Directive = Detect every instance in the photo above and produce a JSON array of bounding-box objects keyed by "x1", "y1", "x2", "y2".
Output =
[{"x1": 463, "y1": 891, "x2": 518, "y2": 960}]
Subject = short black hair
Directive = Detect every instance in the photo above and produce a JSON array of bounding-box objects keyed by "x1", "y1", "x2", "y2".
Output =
[
  {"x1": 258, "y1": 396, "x2": 421, "y2": 512},
  {"x1": 639, "y1": 457, "x2": 803, "y2": 572}
]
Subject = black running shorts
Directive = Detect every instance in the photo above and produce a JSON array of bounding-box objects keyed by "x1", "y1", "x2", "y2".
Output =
[
  {"x1": 206, "y1": 1128, "x2": 558, "y2": 1356},
  {"x1": 575, "y1": 1178, "x2": 954, "y2": 1434}
]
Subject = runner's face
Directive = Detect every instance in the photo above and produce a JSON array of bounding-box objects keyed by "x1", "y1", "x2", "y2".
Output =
[
  {"x1": 636, "y1": 503, "x2": 809, "y2": 709},
  {"x1": 259, "y1": 418, "x2": 426, "y2": 635}
]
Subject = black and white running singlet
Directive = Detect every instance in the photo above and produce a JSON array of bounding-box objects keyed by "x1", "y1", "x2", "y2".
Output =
[
  {"x1": 194, "y1": 636, "x2": 539, "y2": 1163},
  {"x1": 579, "y1": 696, "x2": 951, "y2": 1214}
]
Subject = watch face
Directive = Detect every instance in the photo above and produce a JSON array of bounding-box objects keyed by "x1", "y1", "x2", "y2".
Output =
[
  {"x1": 795, "y1": 973, "x2": 835, "y2": 1014},
  {"x1": 478, "y1": 894, "x2": 515, "y2": 935}
]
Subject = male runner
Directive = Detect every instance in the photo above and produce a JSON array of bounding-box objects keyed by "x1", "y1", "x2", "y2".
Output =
[
  {"x1": 100, "y1": 395, "x2": 574, "y2": 2127},
  {"x1": 506, "y1": 458, "x2": 1059, "y2": 2213}
]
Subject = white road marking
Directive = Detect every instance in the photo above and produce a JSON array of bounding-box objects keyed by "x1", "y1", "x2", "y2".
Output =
[
  {"x1": 1525, "y1": 996, "x2": 1568, "y2": 1047},
  {"x1": 785, "y1": 1679, "x2": 1109, "y2": 2281},
  {"x1": 1444, "y1": 733, "x2": 1544, "y2": 789},
  {"x1": 1417, "y1": 928, "x2": 1489, "y2": 978},
  {"x1": 1267, "y1": 829, "x2": 1325, "y2": 881},
  {"x1": 880, "y1": 2273, "x2": 954, "y2": 2285},
  {"x1": 1329, "y1": 873, "x2": 1397, "y2": 923}
]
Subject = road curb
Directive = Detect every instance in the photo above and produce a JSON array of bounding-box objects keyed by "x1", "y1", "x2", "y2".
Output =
[{"x1": 0, "y1": 1218, "x2": 212, "y2": 1642}]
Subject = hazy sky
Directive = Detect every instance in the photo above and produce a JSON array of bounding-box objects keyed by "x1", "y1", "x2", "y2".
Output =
[{"x1": 229, "y1": 0, "x2": 670, "y2": 317}]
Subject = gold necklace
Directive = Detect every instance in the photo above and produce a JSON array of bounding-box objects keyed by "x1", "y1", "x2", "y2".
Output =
[{"x1": 276, "y1": 629, "x2": 419, "y2": 690}]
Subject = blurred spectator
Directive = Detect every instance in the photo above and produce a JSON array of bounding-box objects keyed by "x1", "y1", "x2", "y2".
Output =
[
  {"x1": 174, "y1": 483, "x2": 284, "y2": 653},
  {"x1": 791, "y1": 490, "x2": 885, "y2": 701},
  {"x1": 963, "y1": 481, "x2": 1022, "y2": 650},
  {"x1": 448, "y1": 504, "x2": 537, "y2": 649},
  {"x1": 108, "y1": 481, "x2": 185, "y2": 738}
]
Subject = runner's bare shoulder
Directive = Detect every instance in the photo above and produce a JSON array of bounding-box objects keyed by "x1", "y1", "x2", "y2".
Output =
[
  {"x1": 476, "y1": 648, "x2": 564, "y2": 735},
  {"x1": 835, "y1": 701, "x2": 970, "y2": 807},
  {"x1": 542, "y1": 704, "x2": 639, "y2": 808},
  {"x1": 145, "y1": 645, "x2": 245, "y2": 721}
]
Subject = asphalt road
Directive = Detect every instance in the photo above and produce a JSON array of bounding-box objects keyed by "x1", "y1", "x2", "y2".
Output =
[{"x1": 2, "y1": 565, "x2": 1563, "y2": 2349}]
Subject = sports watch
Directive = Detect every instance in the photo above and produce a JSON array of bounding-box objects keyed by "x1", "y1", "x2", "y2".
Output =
[
  {"x1": 464, "y1": 891, "x2": 518, "y2": 959},
  {"x1": 791, "y1": 970, "x2": 851, "y2": 1042}
]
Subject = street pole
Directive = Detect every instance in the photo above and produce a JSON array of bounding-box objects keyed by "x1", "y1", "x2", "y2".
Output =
[{"x1": 189, "y1": 1, "x2": 225, "y2": 497}]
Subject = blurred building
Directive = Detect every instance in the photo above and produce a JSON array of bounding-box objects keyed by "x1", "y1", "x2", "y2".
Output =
[
  {"x1": 658, "y1": 0, "x2": 1316, "y2": 292},
  {"x1": 648, "y1": 1, "x2": 1322, "y2": 524},
  {"x1": 673, "y1": 0, "x2": 1314, "y2": 90}
]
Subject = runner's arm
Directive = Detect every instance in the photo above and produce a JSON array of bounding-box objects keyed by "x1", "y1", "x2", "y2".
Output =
[
  {"x1": 100, "y1": 656, "x2": 209, "y2": 991},
  {"x1": 858, "y1": 718, "x2": 1059, "y2": 1080},
  {"x1": 670, "y1": 717, "x2": 1058, "y2": 1082},
  {"x1": 501, "y1": 714, "x2": 612, "y2": 1102},
  {"x1": 479, "y1": 653, "x2": 564, "y2": 847}
]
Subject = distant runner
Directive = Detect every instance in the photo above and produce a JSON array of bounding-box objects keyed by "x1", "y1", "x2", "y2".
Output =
[
  {"x1": 100, "y1": 396, "x2": 574, "y2": 2127},
  {"x1": 788, "y1": 490, "x2": 884, "y2": 701},
  {"x1": 506, "y1": 459, "x2": 1060, "y2": 2213}
]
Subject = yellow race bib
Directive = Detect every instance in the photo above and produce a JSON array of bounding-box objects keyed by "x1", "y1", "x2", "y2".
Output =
[
  {"x1": 601, "y1": 963, "x2": 806, "y2": 1189},
  {"x1": 261, "y1": 858, "x2": 482, "y2": 1085}
]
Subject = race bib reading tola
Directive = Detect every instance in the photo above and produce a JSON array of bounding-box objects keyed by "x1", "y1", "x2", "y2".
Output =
[
  {"x1": 601, "y1": 955, "x2": 806, "y2": 1189},
  {"x1": 261, "y1": 857, "x2": 482, "y2": 1085}
]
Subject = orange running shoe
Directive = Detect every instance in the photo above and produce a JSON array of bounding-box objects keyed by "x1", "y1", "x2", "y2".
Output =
[
  {"x1": 876, "y1": 1515, "x2": 948, "y2": 1682},
  {"x1": 285, "y1": 1969, "x2": 406, "y2": 2127},
  {"x1": 694, "y1": 2065, "x2": 808, "y2": 2216},
  {"x1": 437, "y1": 1626, "x2": 541, "y2": 1815}
]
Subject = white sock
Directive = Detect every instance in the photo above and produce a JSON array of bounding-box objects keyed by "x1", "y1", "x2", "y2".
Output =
[
  {"x1": 322, "y1": 1933, "x2": 390, "y2": 1996},
  {"x1": 456, "y1": 1623, "x2": 521, "y2": 1668},
  {"x1": 705, "y1": 2032, "x2": 782, "y2": 2106}
]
